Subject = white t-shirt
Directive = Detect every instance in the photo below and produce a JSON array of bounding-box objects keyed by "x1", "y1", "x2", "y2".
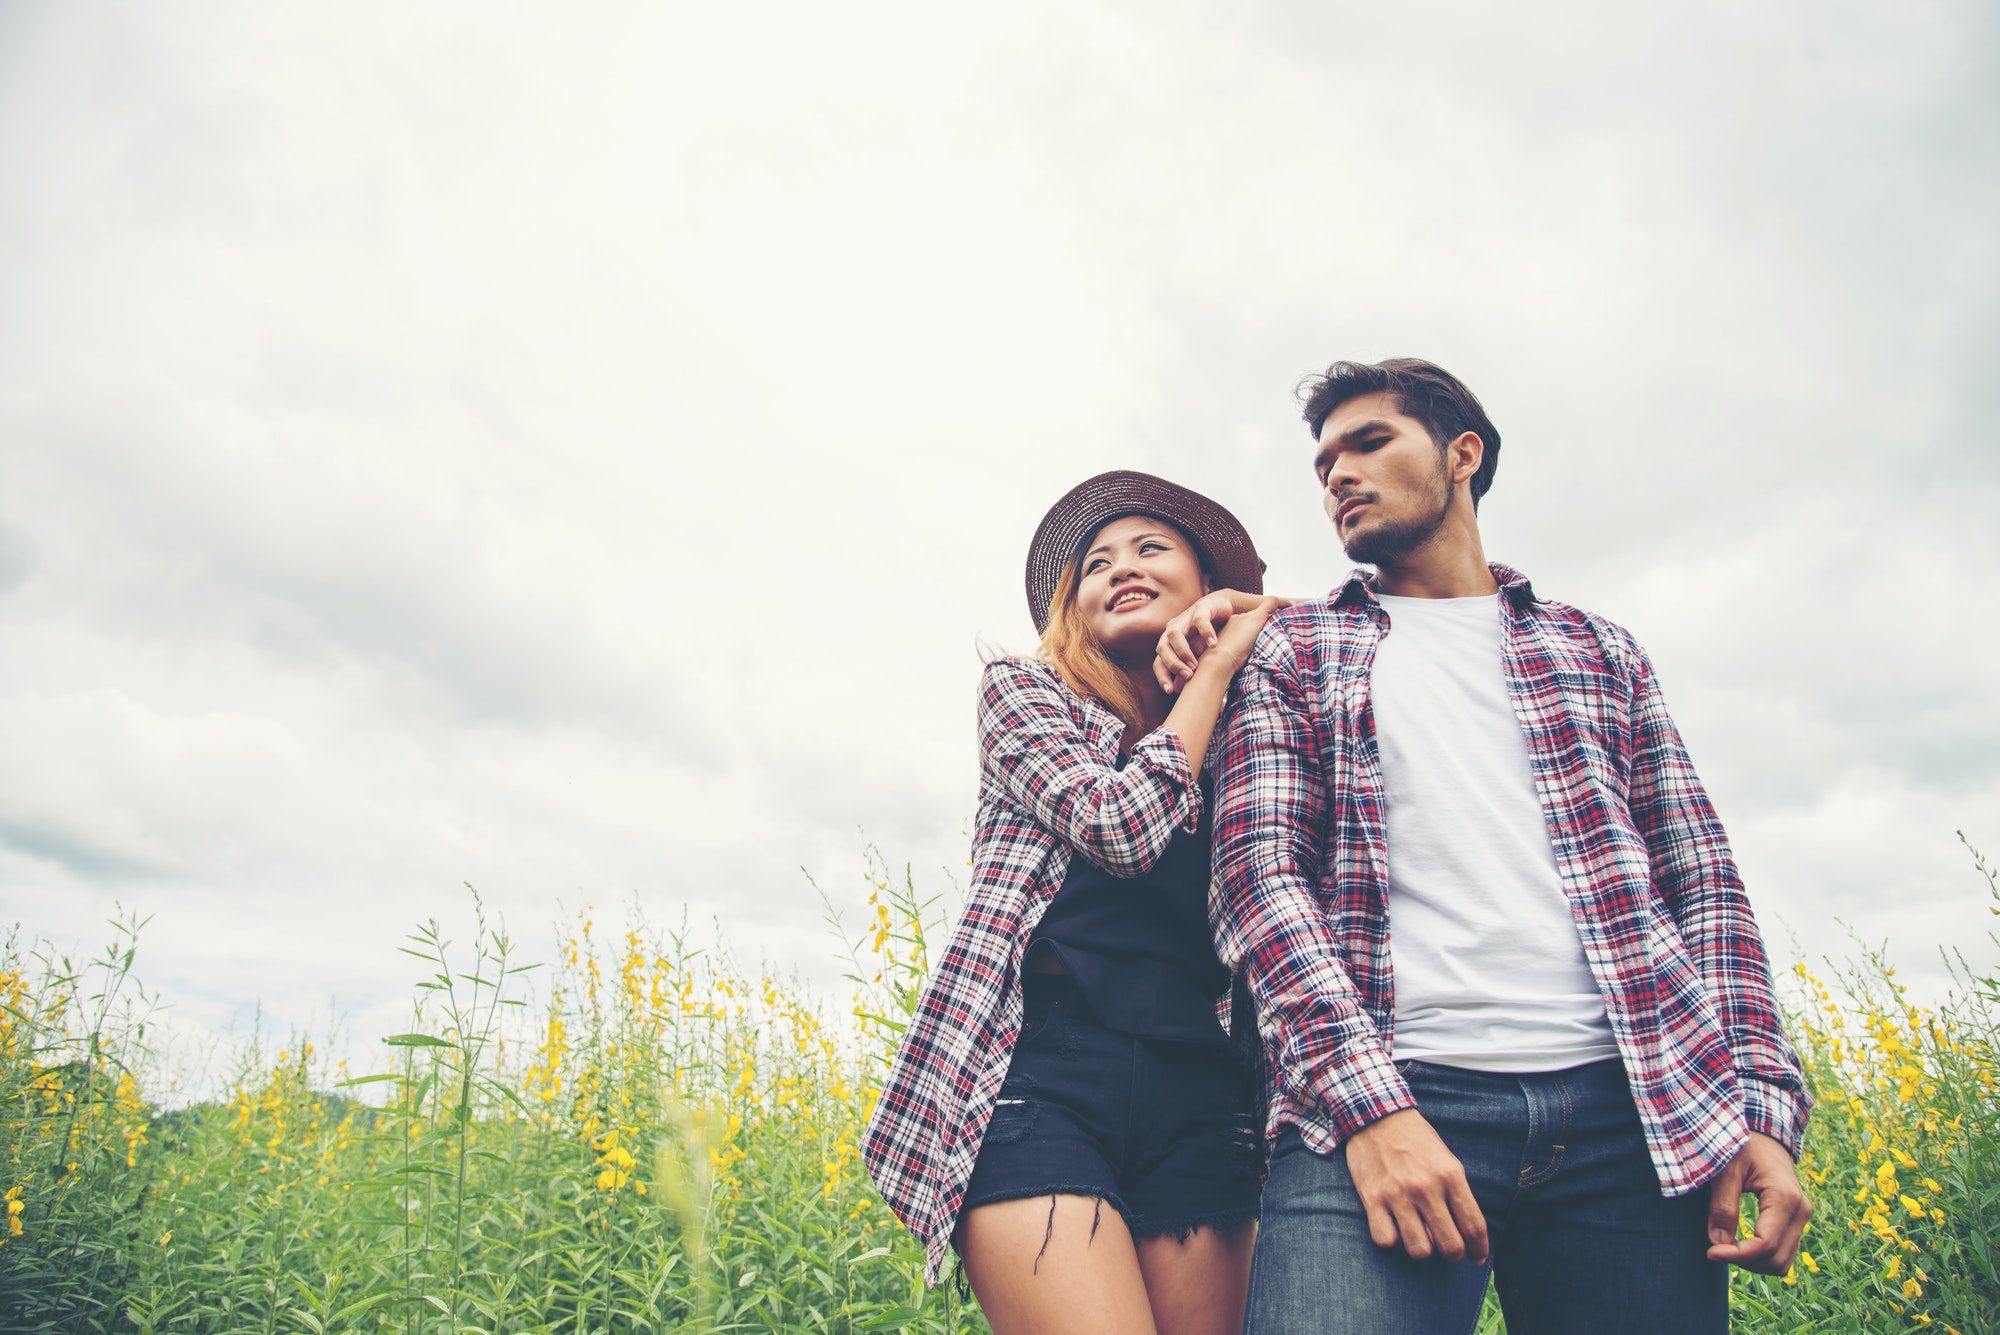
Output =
[{"x1": 1371, "y1": 593, "x2": 1619, "y2": 1072}]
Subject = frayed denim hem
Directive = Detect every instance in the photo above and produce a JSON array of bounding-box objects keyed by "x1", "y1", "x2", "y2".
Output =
[
  {"x1": 952, "y1": 1187, "x2": 1133, "y2": 1272},
  {"x1": 1125, "y1": 1205, "x2": 1260, "y2": 1243}
]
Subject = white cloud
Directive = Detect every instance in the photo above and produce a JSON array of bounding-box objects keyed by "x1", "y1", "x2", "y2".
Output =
[{"x1": 0, "y1": 0, "x2": 1994, "y2": 1055}]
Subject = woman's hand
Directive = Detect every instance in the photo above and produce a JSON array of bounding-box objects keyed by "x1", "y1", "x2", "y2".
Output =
[
  {"x1": 1148, "y1": 592, "x2": 1286, "y2": 775},
  {"x1": 1154, "y1": 591, "x2": 1289, "y2": 694}
]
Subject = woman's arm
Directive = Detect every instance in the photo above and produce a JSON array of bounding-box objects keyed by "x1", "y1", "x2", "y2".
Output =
[
  {"x1": 978, "y1": 661, "x2": 1189, "y2": 876},
  {"x1": 978, "y1": 600, "x2": 1274, "y2": 875},
  {"x1": 1152, "y1": 594, "x2": 1278, "y2": 776},
  {"x1": 1155, "y1": 590, "x2": 1295, "y2": 696}
]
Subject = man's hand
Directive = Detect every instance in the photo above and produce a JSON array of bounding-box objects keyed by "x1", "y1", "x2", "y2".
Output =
[
  {"x1": 1343, "y1": 1109, "x2": 1490, "y2": 1265},
  {"x1": 1705, "y1": 1132, "x2": 1811, "y2": 1274}
]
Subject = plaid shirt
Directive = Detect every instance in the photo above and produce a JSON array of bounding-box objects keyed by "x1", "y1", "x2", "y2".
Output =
[
  {"x1": 1212, "y1": 564, "x2": 1811, "y2": 1197},
  {"x1": 860, "y1": 656, "x2": 1206, "y2": 1285}
]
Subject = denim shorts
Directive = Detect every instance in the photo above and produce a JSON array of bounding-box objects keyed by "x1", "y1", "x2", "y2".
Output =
[{"x1": 957, "y1": 971, "x2": 1263, "y2": 1242}]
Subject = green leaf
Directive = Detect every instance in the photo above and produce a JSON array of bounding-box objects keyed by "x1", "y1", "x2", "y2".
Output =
[
  {"x1": 381, "y1": 1033, "x2": 457, "y2": 1048},
  {"x1": 853, "y1": 1306, "x2": 921, "y2": 1330},
  {"x1": 329, "y1": 1293, "x2": 395, "y2": 1322},
  {"x1": 478, "y1": 1076, "x2": 531, "y2": 1114}
]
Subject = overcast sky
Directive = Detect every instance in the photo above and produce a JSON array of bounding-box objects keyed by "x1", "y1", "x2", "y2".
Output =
[{"x1": 2, "y1": 1, "x2": 1995, "y2": 1055}]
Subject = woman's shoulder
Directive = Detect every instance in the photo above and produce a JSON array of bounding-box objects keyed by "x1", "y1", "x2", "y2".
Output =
[
  {"x1": 977, "y1": 654, "x2": 1066, "y2": 696},
  {"x1": 976, "y1": 656, "x2": 1094, "y2": 736}
]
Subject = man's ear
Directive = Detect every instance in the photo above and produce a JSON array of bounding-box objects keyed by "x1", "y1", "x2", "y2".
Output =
[{"x1": 1449, "y1": 432, "x2": 1485, "y2": 488}]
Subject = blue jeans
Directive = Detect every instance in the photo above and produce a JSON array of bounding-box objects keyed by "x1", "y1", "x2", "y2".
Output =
[{"x1": 1246, "y1": 1059, "x2": 1726, "y2": 1335}]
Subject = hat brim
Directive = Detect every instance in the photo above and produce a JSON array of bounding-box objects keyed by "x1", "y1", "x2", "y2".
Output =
[{"x1": 1025, "y1": 470, "x2": 1265, "y2": 634}]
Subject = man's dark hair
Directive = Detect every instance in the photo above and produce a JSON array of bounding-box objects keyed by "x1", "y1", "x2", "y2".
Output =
[{"x1": 1299, "y1": 358, "x2": 1502, "y2": 509}]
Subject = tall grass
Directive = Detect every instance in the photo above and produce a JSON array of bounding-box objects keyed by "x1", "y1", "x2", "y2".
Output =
[
  {"x1": 1725, "y1": 836, "x2": 2000, "y2": 1333},
  {"x1": 1, "y1": 842, "x2": 1995, "y2": 1334}
]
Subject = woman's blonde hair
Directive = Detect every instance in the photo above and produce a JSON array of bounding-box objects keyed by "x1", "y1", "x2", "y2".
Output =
[
  {"x1": 1037, "y1": 559, "x2": 1147, "y2": 736},
  {"x1": 1035, "y1": 517, "x2": 1210, "y2": 738}
]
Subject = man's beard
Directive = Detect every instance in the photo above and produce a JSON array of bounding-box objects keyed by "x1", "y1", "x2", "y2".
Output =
[{"x1": 1340, "y1": 463, "x2": 1453, "y2": 566}]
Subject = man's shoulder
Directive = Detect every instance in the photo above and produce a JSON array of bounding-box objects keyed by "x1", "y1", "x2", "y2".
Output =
[
  {"x1": 1268, "y1": 594, "x2": 1370, "y2": 638},
  {"x1": 1255, "y1": 596, "x2": 1366, "y2": 671},
  {"x1": 1520, "y1": 593, "x2": 1649, "y2": 676}
]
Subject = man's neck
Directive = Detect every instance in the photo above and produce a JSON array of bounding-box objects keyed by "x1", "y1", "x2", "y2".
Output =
[{"x1": 1373, "y1": 507, "x2": 1497, "y2": 599}]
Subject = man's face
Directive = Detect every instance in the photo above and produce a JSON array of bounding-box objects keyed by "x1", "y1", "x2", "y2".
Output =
[{"x1": 1314, "y1": 391, "x2": 1455, "y2": 566}]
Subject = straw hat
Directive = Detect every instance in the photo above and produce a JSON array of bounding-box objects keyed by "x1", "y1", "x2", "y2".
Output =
[{"x1": 1024, "y1": 470, "x2": 1265, "y2": 633}]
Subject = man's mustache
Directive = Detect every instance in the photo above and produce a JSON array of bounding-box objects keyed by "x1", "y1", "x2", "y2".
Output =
[{"x1": 1329, "y1": 488, "x2": 1379, "y2": 520}]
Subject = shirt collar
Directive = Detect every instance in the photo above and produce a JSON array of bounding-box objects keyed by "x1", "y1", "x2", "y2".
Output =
[{"x1": 1330, "y1": 561, "x2": 1538, "y2": 609}]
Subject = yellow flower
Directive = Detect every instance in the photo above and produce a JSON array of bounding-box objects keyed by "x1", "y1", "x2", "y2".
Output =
[
  {"x1": 1799, "y1": 1251, "x2": 1819, "y2": 1274},
  {"x1": 1901, "y1": 1277, "x2": 1922, "y2": 1301}
]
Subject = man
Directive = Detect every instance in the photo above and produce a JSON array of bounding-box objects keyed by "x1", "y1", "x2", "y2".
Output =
[{"x1": 1157, "y1": 359, "x2": 1810, "y2": 1333}]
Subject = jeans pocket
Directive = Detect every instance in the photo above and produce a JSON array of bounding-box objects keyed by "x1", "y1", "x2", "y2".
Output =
[
  {"x1": 1018, "y1": 997, "x2": 1061, "y2": 1047},
  {"x1": 984, "y1": 1092, "x2": 1041, "y2": 1146}
]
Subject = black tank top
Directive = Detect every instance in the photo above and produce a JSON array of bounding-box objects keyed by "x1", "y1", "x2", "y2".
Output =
[{"x1": 1027, "y1": 777, "x2": 1230, "y2": 1044}]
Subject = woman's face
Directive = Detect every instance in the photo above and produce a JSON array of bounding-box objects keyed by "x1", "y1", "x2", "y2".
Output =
[{"x1": 1074, "y1": 515, "x2": 1208, "y2": 664}]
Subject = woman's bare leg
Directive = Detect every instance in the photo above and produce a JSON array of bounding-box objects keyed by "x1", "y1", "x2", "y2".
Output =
[
  {"x1": 1135, "y1": 1224, "x2": 1257, "y2": 1335},
  {"x1": 959, "y1": 1195, "x2": 1158, "y2": 1335}
]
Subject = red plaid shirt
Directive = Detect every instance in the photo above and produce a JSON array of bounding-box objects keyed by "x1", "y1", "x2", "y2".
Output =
[
  {"x1": 1212, "y1": 564, "x2": 1810, "y2": 1197},
  {"x1": 860, "y1": 656, "x2": 1207, "y2": 1284}
]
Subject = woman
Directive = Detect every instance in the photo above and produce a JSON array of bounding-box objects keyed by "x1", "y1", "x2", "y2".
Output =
[{"x1": 861, "y1": 470, "x2": 1281, "y2": 1335}]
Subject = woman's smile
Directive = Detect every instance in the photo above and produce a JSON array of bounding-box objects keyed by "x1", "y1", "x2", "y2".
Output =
[{"x1": 1074, "y1": 516, "x2": 1210, "y2": 660}]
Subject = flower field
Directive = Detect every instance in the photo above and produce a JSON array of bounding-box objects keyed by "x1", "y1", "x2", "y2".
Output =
[{"x1": 2, "y1": 842, "x2": 1996, "y2": 1334}]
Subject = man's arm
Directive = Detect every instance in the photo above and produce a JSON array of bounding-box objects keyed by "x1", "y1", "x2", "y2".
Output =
[
  {"x1": 1213, "y1": 624, "x2": 1488, "y2": 1263},
  {"x1": 1625, "y1": 647, "x2": 1812, "y2": 1274},
  {"x1": 1625, "y1": 648, "x2": 1812, "y2": 1148},
  {"x1": 1210, "y1": 625, "x2": 1412, "y2": 1137}
]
